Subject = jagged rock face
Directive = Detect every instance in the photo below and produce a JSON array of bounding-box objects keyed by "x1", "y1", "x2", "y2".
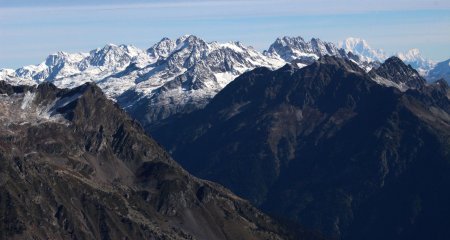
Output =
[
  {"x1": 1, "y1": 35, "x2": 441, "y2": 131},
  {"x1": 146, "y1": 37, "x2": 177, "y2": 60},
  {"x1": 0, "y1": 81, "x2": 317, "y2": 240},
  {"x1": 151, "y1": 56, "x2": 450, "y2": 240},
  {"x1": 116, "y1": 35, "x2": 284, "y2": 127},
  {"x1": 0, "y1": 35, "x2": 285, "y2": 129},
  {"x1": 264, "y1": 36, "x2": 377, "y2": 72},
  {"x1": 2, "y1": 44, "x2": 151, "y2": 89},
  {"x1": 370, "y1": 56, "x2": 427, "y2": 90},
  {"x1": 264, "y1": 37, "x2": 343, "y2": 62}
]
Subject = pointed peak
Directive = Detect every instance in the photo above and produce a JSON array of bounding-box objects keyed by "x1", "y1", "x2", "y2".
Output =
[
  {"x1": 33, "y1": 81, "x2": 60, "y2": 103},
  {"x1": 35, "y1": 81, "x2": 100, "y2": 100},
  {"x1": 102, "y1": 43, "x2": 119, "y2": 49},
  {"x1": 176, "y1": 34, "x2": 202, "y2": 43},
  {"x1": 396, "y1": 48, "x2": 424, "y2": 61},
  {"x1": 75, "y1": 81, "x2": 103, "y2": 95},
  {"x1": 160, "y1": 37, "x2": 171, "y2": 41},
  {"x1": 153, "y1": 37, "x2": 175, "y2": 46},
  {"x1": 37, "y1": 81, "x2": 57, "y2": 89},
  {"x1": 275, "y1": 36, "x2": 306, "y2": 45},
  {"x1": 53, "y1": 51, "x2": 70, "y2": 56},
  {"x1": 90, "y1": 44, "x2": 119, "y2": 54},
  {"x1": 232, "y1": 41, "x2": 245, "y2": 47},
  {"x1": 384, "y1": 56, "x2": 405, "y2": 65},
  {"x1": 372, "y1": 56, "x2": 426, "y2": 89},
  {"x1": 46, "y1": 51, "x2": 72, "y2": 59},
  {"x1": 378, "y1": 56, "x2": 419, "y2": 74},
  {"x1": 173, "y1": 35, "x2": 208, "y2": 51},
  {"x1": 147, "y1": 37, "x2": 177, "y2": 59},
  {"x1": 45, "y1": 52, "x2": 72, "y2": 66},
  {"x1": 150, "y1": 37, "x2": 175, "y2": 48}
]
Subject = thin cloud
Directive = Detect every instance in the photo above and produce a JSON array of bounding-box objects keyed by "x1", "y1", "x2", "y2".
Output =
[
  {"x1": 0, "y1": 0, "x2": 449, "y2": 67},
  {"x1": 1, "y1": 0, "x2": 449, "y2": 17}
]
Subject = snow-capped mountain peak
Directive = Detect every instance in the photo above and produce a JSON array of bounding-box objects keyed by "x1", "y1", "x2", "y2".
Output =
[
  {"x1": 0, "y1": 35, "x2": 288, "y2": 125},
  {"x1": 264, "y1": 36, "x2": 380, "y2": 71},
  {"x1": 338, "y1": 37, "x2": 386, "y2": 62},
  {"x1": 338, "y1": 37, "x2": 436, "y2": 77},
  {"x1": 339, "y1": 37, "x2": 370, "y2": 51},
  {"x1": 87, "y1": 43, "x2": 150, "y2": 69},
  {"x1": 395, "y1": 48, "x2": 435, "y2": 76},
  {"x1": 45, "y1": 51, "x2": 87, "y2": 67},
  {"x1": 397, "y1": 48, "x2": 421, "y2": 61},
  {"x1": 147, "y1": 37, "x2": 177, "y2": 60},
  {"x1": 264, "y1": 36, "x2": 341, "y2": 62},
  {"x1": 0, "y1": 43, "x2": 154, "y2": 90},
  {"x1": 1, "y1": 35, "x2": 447, "y2": 128}
]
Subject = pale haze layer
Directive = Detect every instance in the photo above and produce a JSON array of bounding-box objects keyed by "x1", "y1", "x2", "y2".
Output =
[{"x1": 0, "y1": 0, "x2": 449, "y2": 68}]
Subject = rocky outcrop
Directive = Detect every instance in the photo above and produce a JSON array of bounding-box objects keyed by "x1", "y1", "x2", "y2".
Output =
[
  {"x1": 151, "y1": 56, "x2": 450, "y2": 240},
  {"x1": 0, "y1": 81, "x2": 322, "y2": 240}
]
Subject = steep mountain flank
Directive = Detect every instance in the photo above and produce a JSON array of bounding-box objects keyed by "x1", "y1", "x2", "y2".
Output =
[
  {"x1": 151, "y1": 56, "x2": 450, "y2": 240},
  {"x1": 0, "y1": 81, "x2": 322, "y2": 240}
]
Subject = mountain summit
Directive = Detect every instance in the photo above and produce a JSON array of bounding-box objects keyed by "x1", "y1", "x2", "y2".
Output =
[
  {"x1": 264, "y1": 36, "x2": 342, "y2": 62},
  {"x1": 151, "y1": 56, "x2": 450, "y2": 240},
  {"x1": 339, "y1": 37, "x2": 436, "y2": 76},
  {"x1": 1, "y1": 35, "x2": 286, "y2": 128},
  {"x1": 396, "y1": 48, "x2": 435, "y2": 76},
  {"x1": 0, "y1": 80, "x2": 319, "y2": 240},
  {"x1": 339, "y1": 37, "x2": 387, "y2": 62},
  {"x1": 1, "y1": 35, "x2": 447, "y2": 131},
  {"x1": 370, "y1": 56, "x2": 427, "y2": 90}
]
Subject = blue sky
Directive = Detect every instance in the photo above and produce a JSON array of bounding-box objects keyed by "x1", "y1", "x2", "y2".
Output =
[{"x1": 0, "y1": 0, "x2": 449, "y2": 68}]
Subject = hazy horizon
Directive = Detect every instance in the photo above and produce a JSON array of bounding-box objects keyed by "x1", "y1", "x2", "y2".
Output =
[{"x1": 1, "y1": 0, "x2": 449, "y2": 68}]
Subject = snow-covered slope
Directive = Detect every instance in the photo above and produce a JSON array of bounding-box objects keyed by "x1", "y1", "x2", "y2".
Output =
[
  {"x1": 0, "y1": 44, "x2": 153, "y2": 97},
  {"x1": 1, "y1": 35, "x2": 285, "y2": 125},
  {"x1": 1, "y1": 35, "x2": 446, "y2": 128},
  {"x1": 116, "y1": 35, "x2": 285, "y2": 124},
  {"x1": 338, "y1": 37, "x2": 436, "y2": 77},
  {"x1": 264, "y1": 36, "x2": 342, "y2": 62},
  {"x1": 338, "y1": 37, "x2": 386, "y2": 62},
  {"x1": 265, "y1": 36, "x2": 377, "y2": 71},
  {"x1": 396, "y1": 48, "x2": 435, "y2": 76}
]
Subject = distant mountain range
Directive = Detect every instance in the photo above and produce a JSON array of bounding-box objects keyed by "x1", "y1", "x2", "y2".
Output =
[
  {"x1": 339, "y1": 37, "x2": 437, "y2": 76},
  {"x1": 150, "y1": 55, "x2": 450, "y2": 240},
  {"x1": 1, "y1": 34, "x2": 450, "y2": 240},
  {"x1": 1, "y1": 35, "x2": 449, "y2": 130},
  {"x1": 427, "y1": 59, "x2": 450, "y2": 83},
  {"x1": 338, "y1": 37, "x2": 387, "y2": 62}
]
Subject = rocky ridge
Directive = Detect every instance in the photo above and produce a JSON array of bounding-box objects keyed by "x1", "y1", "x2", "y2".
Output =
[
  {"x1": 150, "y1": 56, "x2": 450, "y2": 240},
  {"x1": 0, "y1": 80, "x2": 323, "y2": 240}
]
